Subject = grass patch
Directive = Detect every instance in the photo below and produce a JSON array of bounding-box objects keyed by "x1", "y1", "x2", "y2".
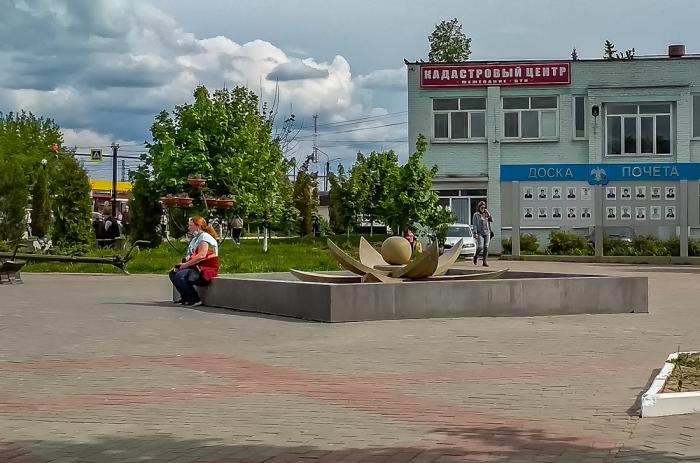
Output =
[
  {"x1": 22, "y1": 234, "x2": 389, "y2": 275},
  {"x1": 663, "y1": 352, "x2": 700, "y2": 393}
]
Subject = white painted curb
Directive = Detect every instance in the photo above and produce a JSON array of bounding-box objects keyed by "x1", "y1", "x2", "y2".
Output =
[{"x1": 641, "y1": 351, "x2": 700, "y2": 417}]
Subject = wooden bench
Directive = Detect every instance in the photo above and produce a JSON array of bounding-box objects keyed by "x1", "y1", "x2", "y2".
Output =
[{"x1": 0, "y1": 259, "x2": 25, "y2": 284}]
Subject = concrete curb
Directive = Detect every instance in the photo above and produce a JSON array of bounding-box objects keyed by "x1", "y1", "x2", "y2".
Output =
[
  {"x1": 642, "y1": 351, "x2": 700, "y2": 417},
  {"x1": 500, "y1": 255, "x2": 700, "y2": 265}
]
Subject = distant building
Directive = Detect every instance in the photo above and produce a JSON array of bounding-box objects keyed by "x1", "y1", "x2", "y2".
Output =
[
  {"x1": 406, "y1": 45, "x2": 700, "y2": 256},
  {"x1": 89, "y1": 180, "x2": 132, "y2": 212}
]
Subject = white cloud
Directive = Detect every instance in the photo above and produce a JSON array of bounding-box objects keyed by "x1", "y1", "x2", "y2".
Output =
[
  {"x1": 356, "y1": 67, "x2": 406, "y2": 91},
  {"x1": 0, "y1": 0, "x2": 408, "y2": 170}
]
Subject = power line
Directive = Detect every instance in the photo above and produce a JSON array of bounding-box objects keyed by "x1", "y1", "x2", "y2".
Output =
[
  {"x1": 315, "y1": 111, "x2": 407, "y2": 129},
  {"x1": 297, "y1": 121, "x2": 407, "y2": 138}
]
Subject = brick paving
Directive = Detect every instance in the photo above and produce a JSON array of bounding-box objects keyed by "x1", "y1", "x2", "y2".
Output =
[{"x1": 1, "y1": 261, "x2": 699, "y2": 462}]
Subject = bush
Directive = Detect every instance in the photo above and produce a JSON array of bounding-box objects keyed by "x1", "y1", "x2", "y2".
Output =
[
  {"x1": 520, "y1": 233, "x2": 539, "y2": 253},
  {"x1": 603, "y1": 238, "x2": 634, "y2": 256},
  {"x1": 547, "y1": 230, "x2": 592, "y2": 255},
  {"x1": 631, "y1": 235, "x2": 669, "y2": 256},
  {"x1": 50, "y1": 155, "x2": 94, "y2": 253},
  {"x1": 689, "y1": 238, "x2": 700, "y2": 256},
  {"x1": 129, "y1": 167, "x2": 164, "y2": 247},
  {"x1": 501, "y1": 233, "x2": 539, "y2": 255},
  {"x1": 30, "y1": 162, "x2": 51, "y2": 238},
  {"x1": 0, "y1": 156, "x2": 28, "y2": 242}
]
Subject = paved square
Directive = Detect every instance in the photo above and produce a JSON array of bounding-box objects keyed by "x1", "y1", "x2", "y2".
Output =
[{"x1": 1, "y1": 261, "x2": 699, "y2": 462}]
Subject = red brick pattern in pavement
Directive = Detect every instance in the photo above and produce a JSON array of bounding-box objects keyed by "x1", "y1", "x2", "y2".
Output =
[
  {"x1": 0, "y1": 353, "x2": 622, "y2": 461},
  {"x1": 2, "y1": 267, "x2": 700, "y2": 462}
]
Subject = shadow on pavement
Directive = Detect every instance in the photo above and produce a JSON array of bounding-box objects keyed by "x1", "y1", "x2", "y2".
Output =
[
  {"x1": 626, "y1": 368, "x2": 660, "y2": 417},
  {"x1": 3, "y1": 430, "x2": 697, "y2": 463},
  {"x1": 101, "y1": 301, "x2": 313, "y2": 323}
]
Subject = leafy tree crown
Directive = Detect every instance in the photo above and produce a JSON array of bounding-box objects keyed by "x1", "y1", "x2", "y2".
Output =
[{"x1": 428, "y1": 18, "x2": 472, "y2": 63}]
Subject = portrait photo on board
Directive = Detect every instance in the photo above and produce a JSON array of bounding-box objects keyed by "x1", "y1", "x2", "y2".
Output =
[
  {"x1": 606, "y1": 206, "x2": 617, "y2": 219},
  {"x1": 581, "y1": 207, "x2": 591, "y2": 219},
  {"x1": 621, "y1": 206, "x2": 632, "y2": 220},
  {"x1": 552, "y1": 206, "x2": 562, "y2": 219},
  {"x1": 537, "y1": 207, "x2": 548, "y2": 219},
  {"x1": 538, "y1": 186, "x2": 548, "y2": 200},
  {"x1": 650, "y1": 206, "x2": 662, "y2": 220},
  {"x1": 621, "y1": 186, "x2": 631, "y2": 199},
  {"x1": 665, "y1": 205, "x2": 676, "y2": 219},
  {"x1": 665, "y1": 186, "x2": 676, "y2": 200},
  {"x1": 566, "y1": 186, "x2": 576, "y2": 199},
  {"x1": 636, "y1": 186, "x2": 647, "y2": 200},
  {"x1": 606, "y1": 186, "x2": 616, "y2": 200},
  {"x1": 581, "y1": 187, "x2": 591, "y2": 200},
  {"x1": 651, "y1": 186, "x2": 661, "y2": 200},
  {"x1": 523, "y1": 207, "x2": 533, "y2": 219},
  {"x1": 552, "y1": 186, "x2": 562, "y2": 199},
  {"x1": 523, "y1": 186, "x2": 533, "y2": 200},
  {"x1": 566, "y1": 207, "x2": 577, "y2": 219},
  {"x1": 635, "y1": 206, "x2": 647, "y2": 220}
]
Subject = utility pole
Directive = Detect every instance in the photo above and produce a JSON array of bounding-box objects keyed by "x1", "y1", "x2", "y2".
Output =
[
  {"x1": 111, "y1": 142, "x2": 119, "y2": 215},
  {"x1": 312, "y1": 114, "x2": 318, "y2": 162}
]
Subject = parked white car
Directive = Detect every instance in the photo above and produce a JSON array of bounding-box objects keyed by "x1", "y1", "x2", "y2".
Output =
[{"x1": 443, "y1": 223, "x2": 477, "y2": 257}]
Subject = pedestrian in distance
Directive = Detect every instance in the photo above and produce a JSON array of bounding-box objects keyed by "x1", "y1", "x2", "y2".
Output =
[
  {"x1": 231, "y1": 216, "x2": 243, "y2": 245},
  {"x1": 472, "y1": 201, "x2": 493, "y2": 267},
  {"x1": 96, "y1": 204, "x2": 121, "y2": 248}
]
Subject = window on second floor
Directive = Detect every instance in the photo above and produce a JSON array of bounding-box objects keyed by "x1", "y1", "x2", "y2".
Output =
[
  {"x1": 432, "y1": 98, "x2": 486, "y2": 141},
  {"x1": 605, "y1": 103, "x2": 672, "y2": 156},
  {"x1": 573, "y1": 96, "x2": 586, "y2": 139},
  {"x1": 502, "y1": 96, "x2": 558, "y2": 140},
  {"x1": 693, "y1": 95, "x2": 700, "y2": 138}
]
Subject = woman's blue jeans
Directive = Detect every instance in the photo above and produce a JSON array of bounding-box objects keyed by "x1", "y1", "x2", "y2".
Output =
[
  {"x1": 169, "y1": 268, "x2": 200, "y2": 303},
  {"x1": 474, "y1": 234, "x2": 490, "y2": 263}
]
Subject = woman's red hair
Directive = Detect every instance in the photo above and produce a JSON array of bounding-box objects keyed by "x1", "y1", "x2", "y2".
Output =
[{"x1": 190, "y1": 216, "x2": 218, "y2": 239}]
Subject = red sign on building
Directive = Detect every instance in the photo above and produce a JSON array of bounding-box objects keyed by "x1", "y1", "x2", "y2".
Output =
[{"x1": 420, "y1": 62, "x2": 571, "y2": 88}]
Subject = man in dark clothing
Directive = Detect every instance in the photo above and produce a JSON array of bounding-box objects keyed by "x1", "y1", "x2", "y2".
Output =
[{"x1": 96, "y1": 205, "x2": 121, "y2": 248}]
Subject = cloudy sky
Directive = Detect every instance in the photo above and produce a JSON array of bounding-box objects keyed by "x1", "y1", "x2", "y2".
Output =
[{"x1": 1, "y1": 0, "x2": 698, "y2": 179}]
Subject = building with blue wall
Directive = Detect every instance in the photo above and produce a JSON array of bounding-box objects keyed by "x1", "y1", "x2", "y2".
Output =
[{"x1": 406, "y1": 46, "x2": 700, "y2": 255}]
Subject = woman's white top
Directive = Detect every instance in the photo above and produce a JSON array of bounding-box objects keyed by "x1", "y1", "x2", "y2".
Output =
[{"x1": 186, "y1": 231, "x2": 218, "y2": 259}]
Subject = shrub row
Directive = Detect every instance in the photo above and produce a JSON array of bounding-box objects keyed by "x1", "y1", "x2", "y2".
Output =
[{"x1": 502, "y1": 231, "x2": 700, "y2": 256}]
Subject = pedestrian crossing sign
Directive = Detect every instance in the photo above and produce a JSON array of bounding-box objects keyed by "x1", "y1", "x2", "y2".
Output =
[{"x1": 90, "y1": 148, "x2": 103, "y2": 162}]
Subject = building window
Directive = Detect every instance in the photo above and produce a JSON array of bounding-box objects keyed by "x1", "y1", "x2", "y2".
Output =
[
  {"x1": 502, "y1": 96, "x2": 558, "y2": 139},
  {"x1": 432, "y1": 98, "x2": 486, "y2": 140},
  {"x1": 605, "y1": 103, "x2": 672, "y2": 156},
  {"x1": 573, "y1": 96, "x2": 586, "y2": 139},
  {"x1": 693, "y1": 95, "x2": 700, "y2": 138}
]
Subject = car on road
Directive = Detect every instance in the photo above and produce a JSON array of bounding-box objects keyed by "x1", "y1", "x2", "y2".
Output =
[{"x1": 443, "y1": 223, "x2": 478, "y2": 257}]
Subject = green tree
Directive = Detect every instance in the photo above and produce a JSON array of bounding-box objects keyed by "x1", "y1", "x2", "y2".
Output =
[
  {"x1": 129, "y1": 166, "x2": 164, "y2": 247},
  {"x1": 0, "y1": 111, "x2": 62, "y2": 243},
  {"x1": 0, "y1": 156, "x2": 28, "y2": 242},
  {"x1": 352, "y1": 150, "x2": 400, "y2": 235},
  {"x1": 144, "y1": 85, "x2": 293, "y2": 251},
  {"x1": 425, "y1": 204, "x2": 457, "y2": 246},
  {"x1": 292, "y1": 158, "x2": 319, "y2": 236},
  {"x1": 381, "y1": 135, "x2": 439, "y2": 234},
  {"x1": 30, "y1": 160, "x2": 51, "y2": 238},
  {"x1": 428, "y1": 18, "x2": 472, "y2": 63},
  {"x1": 328, "y1": 164, "x2": 358, "y2": 235},
  {"x1": 50, "y1": 154, "x2": 94, "y2": 253}
]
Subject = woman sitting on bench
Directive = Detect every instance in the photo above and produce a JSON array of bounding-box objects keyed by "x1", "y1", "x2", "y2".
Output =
[{"x1": 169, "y1": 216, "x2": 219, "y2": 306}]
